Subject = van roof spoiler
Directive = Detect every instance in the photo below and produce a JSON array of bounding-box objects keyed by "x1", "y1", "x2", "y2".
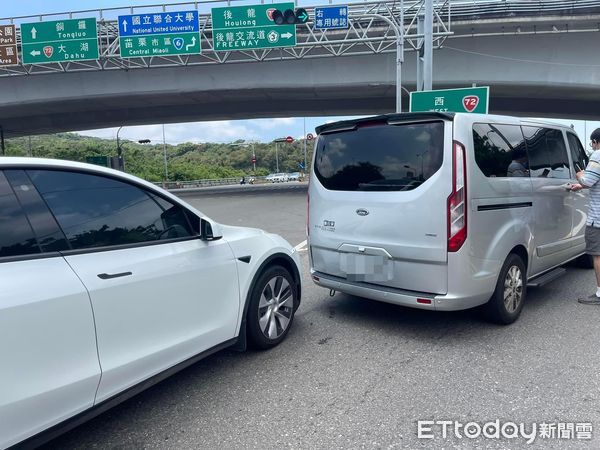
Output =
[{"x1": 316, "y1": 112, "x2": 455, "y2": 135}]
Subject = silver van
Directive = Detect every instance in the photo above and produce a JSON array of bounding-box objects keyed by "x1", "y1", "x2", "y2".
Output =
[{"x1": 308, "y1": 112, "x2": 591, "y2": 324}]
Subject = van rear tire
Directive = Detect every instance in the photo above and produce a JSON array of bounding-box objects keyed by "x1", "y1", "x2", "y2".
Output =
[{"x1": 484, "y1": 254, "x2": 526, "y2": 325}]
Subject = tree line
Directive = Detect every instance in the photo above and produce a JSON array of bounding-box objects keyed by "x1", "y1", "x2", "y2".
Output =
[{"x1": 4, "y1": 133, "x2": 315, "y2": 182}]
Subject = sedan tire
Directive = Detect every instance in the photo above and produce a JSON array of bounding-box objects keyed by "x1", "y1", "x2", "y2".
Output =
[{"x1": 247, "y1": 265, "x2": 297, "y2": 349}]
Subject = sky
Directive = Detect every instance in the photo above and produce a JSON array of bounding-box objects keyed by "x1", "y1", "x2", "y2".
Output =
[
  {"x1": 81, "y1": 117, "x2": 358, "y2": 145},
  {"x1": 3, "y1": 1, "x2": 599, "y2": 145}
]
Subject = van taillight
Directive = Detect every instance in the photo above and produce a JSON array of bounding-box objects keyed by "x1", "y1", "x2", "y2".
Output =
[{"x1": 448, "y1": 141, "x2": 467, "y2": 252}]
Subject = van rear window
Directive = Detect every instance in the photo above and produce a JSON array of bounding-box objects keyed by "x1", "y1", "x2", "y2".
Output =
[{"x1": 314, "y1": 121, "x2": 444, "y2": 191}]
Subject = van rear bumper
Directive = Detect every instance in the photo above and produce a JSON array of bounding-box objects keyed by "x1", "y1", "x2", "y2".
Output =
[{"x1": 311, "y1": 270, "x2": 490, "y2": 311}]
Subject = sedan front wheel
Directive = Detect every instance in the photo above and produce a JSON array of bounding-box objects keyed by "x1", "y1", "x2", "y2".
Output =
[{"x1": 247, "y1": 265, "x2": 297, "y2": 349}]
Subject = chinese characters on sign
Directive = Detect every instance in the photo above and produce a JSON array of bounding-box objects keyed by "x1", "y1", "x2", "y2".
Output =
[
  {"x1": 118, "y1": 11, "x2": 201, "y2": 58},
  {"x1": 0, "y1": 25, "x2": 18, "y2": 66},
  {"x1": 20, "y1": 18, "x2": 99, "y2": 64},
  {"x1": 211, "y1": 3, "x2": 296, "y2": 51},
  {"x1": 314, "y1": 6, "x2": 349, "y2": 30},
  {"x1": 410, "y1": 87, "x2": 490, "y2": 114}
]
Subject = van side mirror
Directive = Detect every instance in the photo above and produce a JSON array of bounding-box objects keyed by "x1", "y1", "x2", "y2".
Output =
[{"x1": 200, "y1": 218, "x2": 223, "y2": 241}]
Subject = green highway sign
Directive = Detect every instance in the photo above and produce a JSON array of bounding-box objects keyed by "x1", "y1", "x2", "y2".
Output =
[
  {"x1": 86, "y1": 156, "x2": 109, "y2": 167},
  {"x1": 410, "y1": 87, "x2": 490, "y2": 114},
  {"x1": 118, "y1": 11, "x2": 201, "y2": 58},
  {"x1": 21, "y1": 18, "x2": 99, "y2": 64},
  {"x1": 211, "y1": 3, "x2": 296, "y2": 51},
  {"x1": 119, "y1": 33, "x2": 200, "y2": 57}
]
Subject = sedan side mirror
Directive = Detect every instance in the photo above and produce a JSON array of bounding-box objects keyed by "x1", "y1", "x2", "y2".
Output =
[{"x1": 200, "y1": 218, "x2": 223, "y2": 241}]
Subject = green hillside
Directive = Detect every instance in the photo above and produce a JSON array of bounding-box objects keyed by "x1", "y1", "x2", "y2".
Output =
[{"x1": 4, "y1": 133, "x2": 313, "y2": 182}]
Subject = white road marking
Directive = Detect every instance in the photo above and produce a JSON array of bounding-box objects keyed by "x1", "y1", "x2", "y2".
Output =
[{"x1": 294, "y1": 240, "x2": 308, "y2": 252}]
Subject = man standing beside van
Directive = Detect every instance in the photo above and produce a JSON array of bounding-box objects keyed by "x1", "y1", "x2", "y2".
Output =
[{"x1": 571, "y1": 128, "x2": 600, "y2": 304}]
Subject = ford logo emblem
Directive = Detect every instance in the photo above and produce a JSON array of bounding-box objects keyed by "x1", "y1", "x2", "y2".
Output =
[{"x1": 356, "y1": 208, "x2": 369, "y2": 216}]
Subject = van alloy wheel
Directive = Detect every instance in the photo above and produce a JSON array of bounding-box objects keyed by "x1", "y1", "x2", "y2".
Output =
[
  {"x1": 503, "y1": 266, "x2": 523, "y2": 313},
  {"x1": 484, "y1": 253, "x2": 526, "y2": 325}
]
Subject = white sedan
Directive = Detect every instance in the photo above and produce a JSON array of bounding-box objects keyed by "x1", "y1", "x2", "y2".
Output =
[
  {"x1": 0, "y1": 158, "x2": 302, "y2": 448},
  {"x1": 266, "y1": 173, "x2": 289, "y2": 183}
]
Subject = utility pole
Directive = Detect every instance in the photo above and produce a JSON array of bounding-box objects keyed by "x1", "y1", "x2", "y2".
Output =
[
  {"x1": 424, "y1": 0, "x2": 433, "y2": 90},
  {"x1": 303, "y1": 117, "x2": 307, "y2": 173},
  {"x1": 0, "y1": 126, "x2": 4, "y2": 156},
  {"x1": 364, "y1": 12, "x2": 403, "y2": 112},
  {"x1": 116, "y1": 126, "x2": 125, "y2": 171},
  {"x1": 162, "y1": 124, "x2": 168, "y2": 181},
  {"x1": 417, "y1": 14, "x2": 424, "y2": 91}
]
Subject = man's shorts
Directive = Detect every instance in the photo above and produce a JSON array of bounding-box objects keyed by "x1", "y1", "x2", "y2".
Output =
[{"x1": 585, "y1": 225, "x2": 600, "y2": 255}]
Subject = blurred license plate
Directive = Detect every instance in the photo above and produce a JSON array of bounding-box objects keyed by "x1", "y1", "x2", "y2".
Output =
[{"x1": 340, "y1": 253, "x2": 393, "y2": 282}]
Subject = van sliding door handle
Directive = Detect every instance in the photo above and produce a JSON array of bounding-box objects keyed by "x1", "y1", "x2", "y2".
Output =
[{"x1": 97, "y1": 271, "x2": 132, "y2": 280}]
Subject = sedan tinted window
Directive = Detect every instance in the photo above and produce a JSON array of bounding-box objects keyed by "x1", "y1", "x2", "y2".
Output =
[
  {"x1": 28, "y1": 170, "x2": 194, "y2": 250},
  {"x1": 0, "y1": 171, "x2": 40, "y2": 258},
  {"x1": 4, "y1": 170, "x2": 70, "y2": 253}
]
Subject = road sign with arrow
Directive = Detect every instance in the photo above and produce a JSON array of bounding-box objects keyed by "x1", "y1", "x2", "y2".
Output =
[
  {"x1": 117, "y1": 11, "x2": 201, "y2": 58},
  {"x1": 21, "y1": 18, "x2": 99, "y2": 64},
  {"x1": 212, "y1": 3, "x2": 297, "y2": 51}
]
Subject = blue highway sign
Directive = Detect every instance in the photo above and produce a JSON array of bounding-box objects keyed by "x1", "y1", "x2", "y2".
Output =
[
  {"x1": 314, "y1": 6, "x2": 349, "y2": 30},
  {"x1": 118, "y1": 11, "x2": 199, "y2": 37},
  {"x1": 118, "y1": 10, "x2": 201, "y2": 57}
]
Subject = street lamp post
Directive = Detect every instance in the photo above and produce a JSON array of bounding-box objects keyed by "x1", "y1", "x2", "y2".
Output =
[
  {"x1": 0, "y1": 126, "x2": 5, "y2": 156},
  {"x1": 273, "y1": 137, "x2": 292, "y2": 172},
  {"x1": 115, "y1": 126, "x2": 125, "y2": 171},
  {"x1": 162, "y1": 124, "x2": 168, "y2": 182},
  {"x1": 303, "y1": 117, "x2": 307, "y2": 173},
  {"x1": 116, "y1": 126, "x2": 123, "y2": 158},
  {"x1": 416, "y1": 150, "x2": 429, "y2": 180}
]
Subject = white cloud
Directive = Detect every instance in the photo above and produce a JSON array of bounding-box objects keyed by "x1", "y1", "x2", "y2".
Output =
[
  {"x1": 255, "y1": 118, "x2": 297, "y2": 130},
  {"x1": 80, "y1": 121, "x2": 260, "y2": 144},
  {"x1": 78, "y1": 117, "x2": 347, "y2": 144}
]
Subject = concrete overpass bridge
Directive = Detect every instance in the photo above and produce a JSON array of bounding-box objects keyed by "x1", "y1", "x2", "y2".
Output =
[{"x1": 0, "y1": 0, "x2": 599, "y2": 137}]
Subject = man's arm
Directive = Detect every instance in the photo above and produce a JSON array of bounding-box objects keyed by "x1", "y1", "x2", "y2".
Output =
[{"x1": 577, "y1": 152, "x2": 600, "y2": 188}]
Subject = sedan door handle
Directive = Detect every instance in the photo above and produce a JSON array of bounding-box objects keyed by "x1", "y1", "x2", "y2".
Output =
[{"x1": 97, "y1": 271, "x2": 132, "y2": 280}]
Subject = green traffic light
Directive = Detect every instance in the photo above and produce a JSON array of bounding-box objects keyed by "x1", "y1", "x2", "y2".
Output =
[{"x1": 295, "y1": 8, "x2": 309, "y2": 24}]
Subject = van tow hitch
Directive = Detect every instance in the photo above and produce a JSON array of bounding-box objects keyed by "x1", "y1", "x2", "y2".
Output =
[{"x1": 329, "y1": 289, "x2": 336, "y2": 297}]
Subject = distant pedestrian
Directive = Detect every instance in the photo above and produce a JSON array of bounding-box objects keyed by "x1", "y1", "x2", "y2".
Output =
[{"x1": 570, "y1": 128, "x2": 600, "y2": 304}]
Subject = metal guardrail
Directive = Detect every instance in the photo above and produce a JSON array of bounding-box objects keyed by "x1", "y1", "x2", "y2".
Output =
[{"x1": 154, "y1": 174, "x2": 304, "y2": 189}]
